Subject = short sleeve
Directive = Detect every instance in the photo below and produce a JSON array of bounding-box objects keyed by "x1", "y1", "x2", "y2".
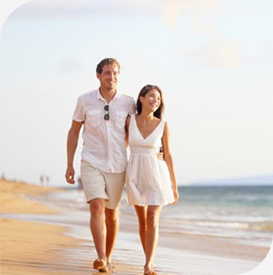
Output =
[{"x1": 72, "y1": 96, "x2": 85, "y2": 122}]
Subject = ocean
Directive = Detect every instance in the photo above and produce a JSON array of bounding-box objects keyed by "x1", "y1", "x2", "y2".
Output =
[
  {"x1": 56, "y1": 184, "x2": 273, "y2": 248},
  {"x1": 2, "y1": 184, "x2": 271, "y2": 274},
  {"x1": 43, "y1": 184, "x2": 273, "y2": 249},
  {"x1": 161, "y1": 185, "x2": 273, "y2": 247}
]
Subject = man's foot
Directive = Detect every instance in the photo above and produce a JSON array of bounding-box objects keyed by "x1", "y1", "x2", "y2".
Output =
[
  {"x1": 98, "y1": 266, "x2": 108, "y2": 273},
  {"x1": 99, "y1": 262, "x2": 114, "y2": 273},
  {"x1": 93, "y1": 259, "x2": 108, "y2": 272}
]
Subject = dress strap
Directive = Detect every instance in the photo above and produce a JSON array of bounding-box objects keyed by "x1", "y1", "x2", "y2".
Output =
[{"x1": 158, "y1": 119, "x2": 166, "y2": 138}]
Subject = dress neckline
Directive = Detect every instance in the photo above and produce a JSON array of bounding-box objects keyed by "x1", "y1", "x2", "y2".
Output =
[{"x1": 133, "y1": 115, "x2": 164, "y2": 140}]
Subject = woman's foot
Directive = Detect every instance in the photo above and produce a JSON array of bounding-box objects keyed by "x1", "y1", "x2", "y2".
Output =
[
  {"x1": 144, "y1": 271, "x2": 157, "y2": 275},
  {"x1": 107, "y1": 262, "x2": 115, "y2": 272},
  {"x1": 144, "y1": 264, "x2": 156, "y2": 275}
]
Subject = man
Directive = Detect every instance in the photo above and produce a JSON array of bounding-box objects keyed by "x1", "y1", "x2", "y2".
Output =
[{"x1": 65, "y1": 58, "x2": 135, "y2": 272}]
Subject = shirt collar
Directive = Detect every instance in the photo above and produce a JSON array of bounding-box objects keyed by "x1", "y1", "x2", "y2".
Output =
[
  {"x1": 96, "y1": 89, "x2": 104, "y2": 101},
  {"x1": 96, "y1": 88, "x2": 120, "y2": 102}
]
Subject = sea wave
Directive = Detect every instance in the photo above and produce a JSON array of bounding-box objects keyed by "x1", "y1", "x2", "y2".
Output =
[
  {"x1": 161, "y1": 218, "x2": 273, "y2": 233},
  {"x1": 247, "y1": 222, "x2": 273, "y2": 232}
]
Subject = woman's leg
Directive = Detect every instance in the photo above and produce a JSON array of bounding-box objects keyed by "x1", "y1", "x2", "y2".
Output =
[
  {"x1": 134, "y1": 205, "x2": 147, "y2": 252},
  {"x1": 144, "y1": 205, "x2": 162, "y2": 274}
]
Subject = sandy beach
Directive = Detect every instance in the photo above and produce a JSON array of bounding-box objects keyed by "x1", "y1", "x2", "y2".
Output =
[
  {"x1": 0, "y1": 180, "x2": 141, "y2": 275},
  {"x1": 0, "y1": 180, "x2": 271, "y2": 275}
]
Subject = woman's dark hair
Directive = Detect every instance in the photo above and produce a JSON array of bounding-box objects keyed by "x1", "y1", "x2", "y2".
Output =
[
  {"x1": 96, "y1": 58, "x2": 120, "y2": 74},
  {"x1": 136, "y1": 85, "x2": 165, "y2": 119}
]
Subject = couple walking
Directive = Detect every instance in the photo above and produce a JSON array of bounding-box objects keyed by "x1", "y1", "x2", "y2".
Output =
[{"x1": 65, "y1": 58, "x2": 179, "y2": 275}]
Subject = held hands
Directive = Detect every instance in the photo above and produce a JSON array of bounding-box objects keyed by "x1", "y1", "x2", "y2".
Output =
[{"x1": 65, "y1": 166, "x2": 75, "y2": 184}]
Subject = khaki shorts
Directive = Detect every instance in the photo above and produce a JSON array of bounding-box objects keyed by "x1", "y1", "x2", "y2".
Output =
[{"x1": 80, "y1": 160, "x2": 125, "y2": 209}]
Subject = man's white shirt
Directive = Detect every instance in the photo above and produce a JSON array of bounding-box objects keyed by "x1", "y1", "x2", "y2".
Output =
[{"x1": 73, "y1": 89, "x2": 135, "y2": 173}]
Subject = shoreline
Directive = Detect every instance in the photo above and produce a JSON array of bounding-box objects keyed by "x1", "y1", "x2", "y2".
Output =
[{"x1": 0, "y1": 180, "x2": 271, "y2": 274}]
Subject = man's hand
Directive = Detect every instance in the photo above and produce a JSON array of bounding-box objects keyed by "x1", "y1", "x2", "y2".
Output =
[
  {"x1": 65, "y1": 121, "x2": 82, "y2": 184},
  {"x1": 65, "y1": 166, "x2": 75, "y2": 184},
  {"x1": 156, "y1": 152, "x2": 164, "y2": 160},
  {"x1": 156, "y1": 146, "x2": 164, "y2": 160}
]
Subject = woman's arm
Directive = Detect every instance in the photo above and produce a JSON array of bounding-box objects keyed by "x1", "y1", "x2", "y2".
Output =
[{"x1": 162, "y1": 122, "x2": 179, "y2": 204}]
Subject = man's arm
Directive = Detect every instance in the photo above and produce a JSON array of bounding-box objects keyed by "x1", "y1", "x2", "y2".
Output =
[
  {"x1": 125, "y1": 115, "x2": 131, "y2": 147},
  {"x1": 65, "y1": 121, "x2": 83, "y2": 184}
]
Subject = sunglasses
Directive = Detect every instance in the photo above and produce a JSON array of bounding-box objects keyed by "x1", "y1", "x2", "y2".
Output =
[{"x1": 104, "y1": 105, "x2": 110, "y2": 121}]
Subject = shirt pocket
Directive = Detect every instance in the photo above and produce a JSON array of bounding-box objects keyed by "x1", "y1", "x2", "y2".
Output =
[
  {"x1": 86, "y1": 109, "x2": 101, "y2": 128},
  {"x1": 115, "y1": 110, "x2": 127, "y2": 130}
]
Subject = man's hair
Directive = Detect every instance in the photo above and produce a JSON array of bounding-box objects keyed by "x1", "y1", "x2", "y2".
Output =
[{"x1": 96, "y1": 58, "x2": 120, "y2": 74}]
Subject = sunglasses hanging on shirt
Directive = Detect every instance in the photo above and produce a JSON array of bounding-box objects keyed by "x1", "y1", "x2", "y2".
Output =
[{"x1": 104, "y1": 105, "x2": 110, "y2": 121}]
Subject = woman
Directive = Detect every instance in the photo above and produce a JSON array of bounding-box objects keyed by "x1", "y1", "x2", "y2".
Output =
[{"x1": 125, "y1": 84, "x2": 179, "y2": 275}]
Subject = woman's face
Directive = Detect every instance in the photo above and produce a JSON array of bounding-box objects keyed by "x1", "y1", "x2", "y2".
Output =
[{"x1": 140, "y1": 88, "x2": 161, "y2": 112}]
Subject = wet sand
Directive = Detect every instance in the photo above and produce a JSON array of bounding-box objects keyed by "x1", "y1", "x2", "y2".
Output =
[
  {"x1": 118, "y1": 202, "x2": 271, "y2": 275},
  {"x1": 0, "y1": 180, "x2": 271, "y2": 275}
]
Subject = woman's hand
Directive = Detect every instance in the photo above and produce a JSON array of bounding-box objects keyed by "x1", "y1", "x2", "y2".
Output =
[{"x1": 172, "y1": 187, "x2": 179, "y2": 205}]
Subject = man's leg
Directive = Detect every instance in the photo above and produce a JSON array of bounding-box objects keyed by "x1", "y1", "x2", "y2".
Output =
[
  {"x1": 103, "y1": 171, "x2": 125, "y2": 266},
  {"x1": 105, "y1": 206, "x2": 119, "y2": 265},
  {"x1": 89, "y1": 198, "x2": 107, "y2": 262}
]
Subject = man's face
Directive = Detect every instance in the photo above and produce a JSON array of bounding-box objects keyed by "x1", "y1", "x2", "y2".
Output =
[{"x1": 97, "y1": 64, "x2": 119, "y2": 91}]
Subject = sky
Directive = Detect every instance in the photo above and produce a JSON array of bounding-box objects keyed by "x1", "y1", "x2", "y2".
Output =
[{"x1": 0, "y1": 0, "x2": 273, "y2": 187}]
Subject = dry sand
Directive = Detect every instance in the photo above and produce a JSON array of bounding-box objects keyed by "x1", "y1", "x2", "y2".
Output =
[
  {"x1": 0, "y1": 179, "x2": 57, "y2": 215},
  {"x1": 0, "y1": 180, "x2": 141, "y2": 275}
]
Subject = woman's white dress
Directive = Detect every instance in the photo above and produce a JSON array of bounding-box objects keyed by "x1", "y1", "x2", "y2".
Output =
[{"x1": 126, "y1": 115, "x2": 175, "y2": 206}]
